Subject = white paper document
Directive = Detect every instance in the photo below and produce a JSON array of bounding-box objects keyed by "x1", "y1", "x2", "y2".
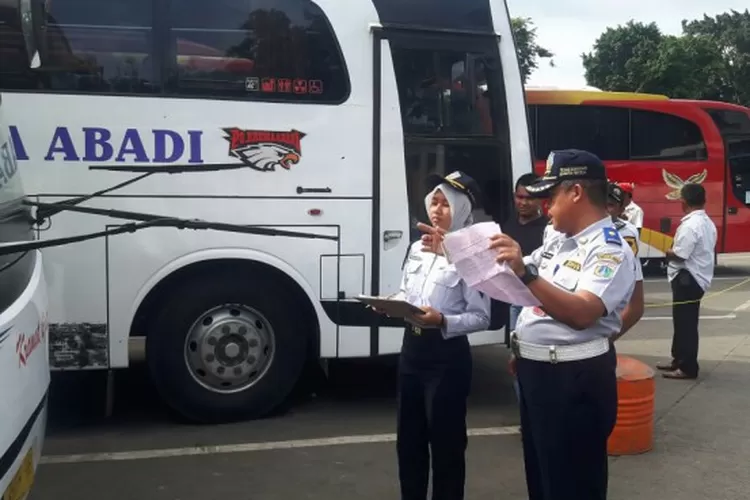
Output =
[{"x1": 443, "y1": 222, "x2": 541, "y2": 307}]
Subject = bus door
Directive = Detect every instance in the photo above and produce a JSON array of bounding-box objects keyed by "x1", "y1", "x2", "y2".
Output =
[
  {"x1": 722, "y1": 133, "x2": 750, "y2": 252},
  {"x1": 706, "y1": 109, "x2": 750, "y2": 253},
  {"x1": 373, "y1": 27, "x2": 515, "y2": 353}
]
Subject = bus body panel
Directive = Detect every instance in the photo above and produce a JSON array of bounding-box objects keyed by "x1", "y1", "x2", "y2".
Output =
[
  {"x1": 526, "y1": 89, "x2": 750, "y2": 258},
  {"x1": 0, "y1": 251, "x2": 49, "y2": 499},
  {"x1": 1, "y1": 0, "x2": 527, "y2": 422}
]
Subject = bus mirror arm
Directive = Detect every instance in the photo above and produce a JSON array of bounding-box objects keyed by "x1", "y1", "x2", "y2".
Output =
[
  {"x1": 34, "y1": 163, "x2": 253, "y2": 224},
  {"x1": 1, "y1": 213, "x2": 338, "y2": 258},
  {"x1": 7, "y1": 201, "x2": 338, "y2": 258},
  {"x1": 34, "y1": 172, "x2": 154, "y2": 224}
]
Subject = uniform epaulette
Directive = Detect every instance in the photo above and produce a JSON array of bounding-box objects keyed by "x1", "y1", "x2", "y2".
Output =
[{"x1": 602, "y1": 227, "x2": 622, "y2": 246}]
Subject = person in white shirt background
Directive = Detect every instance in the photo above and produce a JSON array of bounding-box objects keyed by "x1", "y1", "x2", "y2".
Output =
[
  {"x1": 657, "y1": 183, "x2": 717, "y2": 380},
  {"x1": 618, "y1": 182, "x2": 644, "y2": 233}
]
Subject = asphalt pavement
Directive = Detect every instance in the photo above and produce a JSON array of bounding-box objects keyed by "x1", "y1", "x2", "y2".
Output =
[{"x1": 27, "y1": 257, "x2": 750, "y2": 500}]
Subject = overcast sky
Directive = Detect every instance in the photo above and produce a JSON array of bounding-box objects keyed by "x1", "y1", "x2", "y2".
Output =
[{"x1": 506, "y1": 0, "x2": 749, "y2": 88}]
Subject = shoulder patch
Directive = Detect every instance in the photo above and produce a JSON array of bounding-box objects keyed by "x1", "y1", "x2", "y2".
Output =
[
  {"x1": 602, "y1": 227, "x2": 622, "y2": 246},
  {"x1": 623, "y1": 236, "x2": 638, "y2": 255},
  {"x1": 595, "y1": 252, "x2": 623, "y2": 264},
  {"x1": 594, "y1": 263, "x2": 616, "y2": 279}
]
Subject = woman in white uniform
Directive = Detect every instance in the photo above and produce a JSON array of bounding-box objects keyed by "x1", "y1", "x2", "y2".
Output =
[{"x1": 377, "y1": 171, "x2": 491, "y2": 500}]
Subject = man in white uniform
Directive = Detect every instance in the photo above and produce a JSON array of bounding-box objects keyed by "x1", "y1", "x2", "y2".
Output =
[
  {"x1": 490, "y1": 149, "x2": 638, "y2": 500},
  {"x1": 607, "y1": 183, "x2": 645, "y2": 341},
  {"x1": 618, "y1": 182, "x2": 644, "y2": 232},
  {"x1": 658, "y1": 183, "x2": 717, "y2": 380}
]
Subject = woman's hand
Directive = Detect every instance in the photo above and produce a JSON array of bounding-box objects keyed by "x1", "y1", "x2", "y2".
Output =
[
  {"x1": 406, "y1": 306, "x2": 443, "y2": 327},
  {"x1": 367, "y1": 305, "x2": 387, "y2": 316},
  {"x1": 417, "y1": 223, "x2": 446, "y2": 255}
]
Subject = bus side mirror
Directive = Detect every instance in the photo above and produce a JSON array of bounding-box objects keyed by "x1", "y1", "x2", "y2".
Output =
[
  {"x1": 660, "y1": 217, "x2": 671, "y2": 234},
  {"x1": 18, "y1": 0, "x2": 48, "y2": 69}
]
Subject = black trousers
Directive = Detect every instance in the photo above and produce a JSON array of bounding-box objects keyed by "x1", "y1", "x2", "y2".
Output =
[
  {"x1": 671, "y1": 269, "x2": 704, "y2": 377},
  {"x1": 397, "y1": 326, "x2": 472, "y2": 500},
  {"x1": 517, "y1": 348, "x2": 618, "y2": 500}
]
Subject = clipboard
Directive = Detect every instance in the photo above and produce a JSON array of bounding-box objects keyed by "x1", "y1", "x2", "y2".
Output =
[{"x1": 356, "y1": 295, "x2": 425, "y2": 318}]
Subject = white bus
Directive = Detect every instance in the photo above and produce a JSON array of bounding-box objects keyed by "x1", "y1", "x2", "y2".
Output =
[
  {"x1": 0, "y1": 0, "x2": 50, "y2": 497},
  {"x1": 0, "y1": 0, "x2": 531, "y2": 423}
]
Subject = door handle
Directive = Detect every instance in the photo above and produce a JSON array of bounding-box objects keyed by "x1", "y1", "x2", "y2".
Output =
[
  {"x1": 384, "y1": 230, "x2": 403, "y2": 242},
  {"x1": 296, "y1": 186, "x2": 332, "y2": 194},
  {"x1": 728, "y1": 206, "x2": 738, "y2": 215}
]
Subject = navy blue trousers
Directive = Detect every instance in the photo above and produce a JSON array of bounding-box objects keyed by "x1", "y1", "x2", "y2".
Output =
[
  {"x1": 517, "y1": 348, "x2": 618, "y2": 500},
  {"x1": 397, "y1": 327, "x2": 472, "y2": 500}
]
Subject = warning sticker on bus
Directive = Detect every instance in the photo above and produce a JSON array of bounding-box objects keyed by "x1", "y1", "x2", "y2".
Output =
[{"x1": 222, "y1": 128, "x2": 306, "y2": 172}]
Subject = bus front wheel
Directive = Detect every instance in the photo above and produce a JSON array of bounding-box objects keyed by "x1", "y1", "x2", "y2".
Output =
[{"x1": 145, "y1": 271, "x2": 309, "y2": 424}]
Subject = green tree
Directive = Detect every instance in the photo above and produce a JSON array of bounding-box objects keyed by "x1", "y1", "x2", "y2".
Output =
[
  {"x1": 582, "y1": 10, "x2": 750, "y2": 106},
  {"x1": 682, "y1": 9, "x2": 750, "y2": 105},
  {"x1": 581, "y1": 21, "x2": 663, "y2": 92},
  {"x1": 511, "y1": 17, "x2": 553, "y2": 83}
]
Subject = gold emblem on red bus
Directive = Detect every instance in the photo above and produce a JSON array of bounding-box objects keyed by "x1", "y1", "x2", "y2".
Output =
[{"x1": 662, "y1": 169, "x2": 707, "y2": 200}]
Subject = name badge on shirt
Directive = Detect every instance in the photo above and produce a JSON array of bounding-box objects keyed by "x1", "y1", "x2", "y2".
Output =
[{"x1": 563, "y1": 259, "x2": 581, "y2": 271}]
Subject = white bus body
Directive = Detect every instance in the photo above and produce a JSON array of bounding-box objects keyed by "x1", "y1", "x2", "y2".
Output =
[
  {"x1": 0, "y1": 0, "x2": 532, "y2": 423},
  {"x1": 0, "y1": 0, "x2": 50, "y2": 493}
]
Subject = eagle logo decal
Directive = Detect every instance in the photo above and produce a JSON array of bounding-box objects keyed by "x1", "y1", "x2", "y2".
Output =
[
  {"x1": 662, "y1": 168, "x2": 708, "y2": 200},
  {"x1": 222, "y1": 128, "x2": 306, "y2": 172}
]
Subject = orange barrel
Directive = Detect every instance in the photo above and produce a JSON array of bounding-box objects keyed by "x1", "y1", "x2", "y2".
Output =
[{"x1": 607, "y1": 355, "x2": 655, "y2": 456}]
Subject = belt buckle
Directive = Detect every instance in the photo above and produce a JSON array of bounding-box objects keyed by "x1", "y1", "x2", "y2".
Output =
[
  {"x1": 548, "y1": 345, "x2": 558, "y2": 364},
  {"x1": 412, "y1": 325, "x2": 422, "y2": 336},
  {"x1": 510, "y1": 332, "x2": 521, "y2": 358}
]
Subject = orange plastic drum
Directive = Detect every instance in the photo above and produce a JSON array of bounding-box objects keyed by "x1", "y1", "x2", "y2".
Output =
[{"x1": 607, "y1": 355, "x2": 656, "y2": 456}]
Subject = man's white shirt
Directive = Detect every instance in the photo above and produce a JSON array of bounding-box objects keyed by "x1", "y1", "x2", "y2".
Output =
[
  {"x1": 623, "y1": 202, "x2": 644, "y2": 229},
  {"x1": 667, "y1": 209, "x2": 717, "y2": 291}
]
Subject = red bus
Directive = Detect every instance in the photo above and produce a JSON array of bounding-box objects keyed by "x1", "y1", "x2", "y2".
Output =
[{"x1": 525, "y1": 88, "x2": 750, "y2": 267}]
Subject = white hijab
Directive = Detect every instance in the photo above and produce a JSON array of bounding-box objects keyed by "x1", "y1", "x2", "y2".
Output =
[{"x1": 424, "y1": 183, "x2": 474, "y2": 232}]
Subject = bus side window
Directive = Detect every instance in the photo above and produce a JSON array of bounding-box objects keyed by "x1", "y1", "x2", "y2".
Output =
[
  {"x1": 165, "y1": 0, "x2": 350, "y2": 103},
  {"x1": 0, "y1": 0, "x2": 155, "y2": 93},
  {"x1": 630, "y1": 109, "x2": 707, "y2": 161},
  {"x1": 535, "y1": 105, "x2": 629, "y2": 161}
]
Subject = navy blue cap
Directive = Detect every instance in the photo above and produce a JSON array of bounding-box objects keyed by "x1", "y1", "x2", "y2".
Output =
[
  {"x1": 608, "y1": 182, "x2": 625, "y2": 204},
  {"x1": 526, "y1": 149, "x2": 607, "y2": 197},
  {"x1": 425, "y1": 170, "x2": 483, "y2": 210}
]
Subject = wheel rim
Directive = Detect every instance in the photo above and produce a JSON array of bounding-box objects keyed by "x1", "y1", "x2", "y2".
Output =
[{"x1": 183, "y1": 304, "x2": 275, "y2": 394}]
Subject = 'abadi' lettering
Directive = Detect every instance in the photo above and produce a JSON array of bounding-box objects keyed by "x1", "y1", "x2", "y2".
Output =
[{"x1": 10, "y1": 126, "x2": 204, "y2": 164}]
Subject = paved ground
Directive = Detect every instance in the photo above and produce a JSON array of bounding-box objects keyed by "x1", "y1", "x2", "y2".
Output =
[{"x1": 28, "y1": 257, "x2": 750, "y2": 499}]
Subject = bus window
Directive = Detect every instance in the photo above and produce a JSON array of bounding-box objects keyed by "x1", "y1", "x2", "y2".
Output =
[
  {"x1": 29, "y1": 0, "x2": 153, "y2": 93},
  {"x1": 391, "y1": 47, "x2": 496, "y2": 137},
  {"x1": 535, "y1": 105, "x2": 629, "y2": 161},
  {"x1": 167, "y1": 0, "x2": 350, "y2": 103},
  {"x1": 389, "y1": 35, "x2": 512, "y2": 231},
  {"x1": 631, "y1": 109, "x2": 707, "y2": 161},
  {"x1": 0, "y1": 0, "x2": 38, "y2": 88}
]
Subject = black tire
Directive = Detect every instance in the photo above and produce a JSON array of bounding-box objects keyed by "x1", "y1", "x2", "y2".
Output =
[{"x1": 145, "y1": 269, "x2": 309, "y2": 424}]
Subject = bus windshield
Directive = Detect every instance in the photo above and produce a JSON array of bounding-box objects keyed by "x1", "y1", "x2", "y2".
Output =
[{"x1": 0, "y1": 99, "x2": 23, "y2": 207}]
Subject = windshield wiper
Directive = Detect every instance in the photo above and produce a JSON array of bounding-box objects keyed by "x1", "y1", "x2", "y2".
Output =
[
  {"x1": 1, "y1": 208, "x2": 337, "y2": 257},
  {"x1": 88, "y1": 162, "x2": 247, "y2": 174},
  {"x1": 35, "y1": 162, "x2": 250, "y2": 224},
  {"x1": 24, "y1": 199, "x2": 337, "y2": 241}
]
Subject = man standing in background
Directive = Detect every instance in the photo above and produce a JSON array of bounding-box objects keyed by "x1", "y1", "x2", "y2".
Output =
[
  {"x1": 658, "y1": 183, "x2": 717, "y2": 380},
  {"x1": 618, "y1": 182, "x2": 644, "y2": 233},
  {"x1": 503, "y1": 173, "x2": 548, "y2": 402}
]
